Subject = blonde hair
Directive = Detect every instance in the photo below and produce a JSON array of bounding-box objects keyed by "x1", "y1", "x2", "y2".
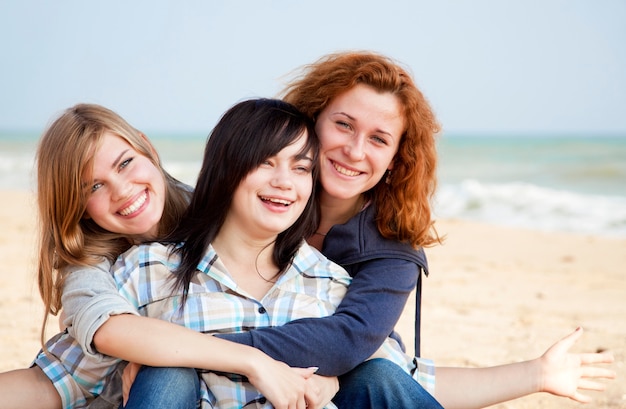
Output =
[
  {"x1": 36, "y1": 103, "x2": 190, "y2": 342},
  {"x1": 281, "y1": 51, "x2": 441, "y2": 248}
]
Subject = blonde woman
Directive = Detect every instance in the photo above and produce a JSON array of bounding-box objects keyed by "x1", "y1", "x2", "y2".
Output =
[{"x1": 0, "y1": 103, "x2": 314, "y2": 409}]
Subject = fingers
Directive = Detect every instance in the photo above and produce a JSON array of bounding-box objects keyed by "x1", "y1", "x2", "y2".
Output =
[
  {"x1": 295, "y1": 386, "x2": 308, "y2": 409},
  {"x1": 579, "y1": 351, "x2": 616, "y2": 384},
  {"x1": 578, "y1": 378, "x2": 609, "y2": 392},
  {"x1": 304, "y1": 379, "x2": 321, "y2": 409},
  {"x1": 121, "y1": 373, "x2": 130, "y2": 406},
  {"x1": 575, "y1": 356, "x2": 616, "y2": 399},
  {"x1": 297, "y1": 393, "x2": 307, "y2": 409},
  {"x1": 558, "y1": 327, "x2": 584, "y2": 350},
  {"x1": 581, "y1": 366, "x2": 617, "y2": 381},
  {"x1": 579, "y1": 351, "x2": 615, "y2": 365},
  {"x1": 121, "y1": 362, "x2": 142, "y2": 406},
  {"x1": 571, "y1": 391, "x2": 593, "y2": 404},
  {"x1": 292, "y1": 366, "x2": 319, "y2": 379},
  {"x1": 543, "y1": 327, "x2": 583, "y2": 360}
]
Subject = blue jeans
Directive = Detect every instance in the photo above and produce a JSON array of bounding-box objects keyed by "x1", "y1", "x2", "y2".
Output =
[
  {"x1": 333, "y1": 358, "x2": 444, "y2": 409},
  {"x1": 121, "y1": 366, "x2": 200, "y2": 409}
]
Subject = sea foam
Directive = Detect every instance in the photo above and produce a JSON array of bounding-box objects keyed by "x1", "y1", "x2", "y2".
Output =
[{"x1": 435, "y1": 179, "x2": 626, "y2": 238}]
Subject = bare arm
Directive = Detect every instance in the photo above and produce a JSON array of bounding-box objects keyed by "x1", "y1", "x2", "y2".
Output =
[
  {"x1": 62, "y1": 260, "x2": 140, "y2": 357},
  {"x1": 63, "y1": 255, "x2": 313, "y2": 408},
  {"x1": 94, "y1": 313, "x2": 315, "y2": 409},
  {"x1": 433, "y1": 328, "x2": 615, "y2": 409}
]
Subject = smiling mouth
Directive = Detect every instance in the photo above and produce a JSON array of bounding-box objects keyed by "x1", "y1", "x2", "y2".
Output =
[
  {"x1": 260, "y1": 196, "x2": 293, "y2": 207},
  {"x1": 332, "y1": 161, "x2": 361, "y2": 177},
  {"x1": 119, "y1": 191, "x2": 147, "y2": 216}
]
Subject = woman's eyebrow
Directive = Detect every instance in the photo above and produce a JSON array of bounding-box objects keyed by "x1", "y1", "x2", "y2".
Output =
[
  {"x1": 295, "y1": 153, "x2": 314, "y2": 162},
  {"x1": 111, "y1": 149, "x2": 130, "y2": 169},
  {"x1": 334, "y1": 111, "x2": 394, "y2": 137}
]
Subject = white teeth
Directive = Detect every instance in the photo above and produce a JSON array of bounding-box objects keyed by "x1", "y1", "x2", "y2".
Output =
[
  {"x1": 119, "y1": 192, "x2": 147, "y2": 216},
  {"x1": 333, "y1": 162, "x2": 360, "y2": 177},
  {"x1": 261, "y1": 197, "x2": 292, "y2": 206}
]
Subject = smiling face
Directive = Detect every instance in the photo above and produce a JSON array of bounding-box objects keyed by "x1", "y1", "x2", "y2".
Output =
[
  {"x1": 83, "y1": 131, "x2": 166, "y2": 239},
  {"x1": 314, "y1": 83, "x2": 405, "y2": 205},
  {"x1": 226, "y1": 131, "x2": 314, "y2": 240}
]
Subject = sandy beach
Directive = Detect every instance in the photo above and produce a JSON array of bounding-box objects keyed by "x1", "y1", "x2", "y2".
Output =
[{"x1": 0, "y1": 190, "x2": 623, "y2": 408}]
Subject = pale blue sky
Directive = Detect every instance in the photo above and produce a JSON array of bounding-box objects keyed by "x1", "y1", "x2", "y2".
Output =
[{"x1": 1, "y1": 0, "x2": 625, "y2": 135}]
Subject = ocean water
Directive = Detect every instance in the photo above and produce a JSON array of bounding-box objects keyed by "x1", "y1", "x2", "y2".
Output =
[
  {"x1": 434, "y1": 134, "x2": 626, "y2": 238},
  {"x1": 1, "y1": 131, "x2": 625, "y2": 238}
]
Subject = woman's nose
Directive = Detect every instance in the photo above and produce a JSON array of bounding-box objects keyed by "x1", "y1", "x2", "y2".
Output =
[
  {"x1": 110, "y1": 179, "x2": 132, "y2": 201},
  {"x1": 271, "y1": 167, "x2": 294, "y2": 189},
  {"x1": 343, "y1": 135, "x2": 365, "y2": 161}
]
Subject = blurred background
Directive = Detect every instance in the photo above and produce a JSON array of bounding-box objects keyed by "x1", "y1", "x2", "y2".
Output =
[{"x1": 1, "y1": 0, "x2": 625, "y2": 236}]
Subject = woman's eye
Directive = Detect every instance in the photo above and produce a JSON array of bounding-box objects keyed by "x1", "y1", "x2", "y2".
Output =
[
  {"x1": 371, "y1": 135, "x2": 388, "y2": 145},
  {"x1": 91, "y1": 182, "x2": 103, "y2": 193},
  {"x1": 336, "y1": 120, "x2": 352, "y2": 130},
  {"x1": 119, "y1": 157, "x2": 133, "y2": 169}
]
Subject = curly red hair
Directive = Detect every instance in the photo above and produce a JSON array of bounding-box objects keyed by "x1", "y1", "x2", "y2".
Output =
[{"x1": 281, "y1": 51, "x2": 441, "y2": 248}]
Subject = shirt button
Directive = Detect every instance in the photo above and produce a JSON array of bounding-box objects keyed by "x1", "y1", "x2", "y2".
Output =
[{"x1": 258, "y1": 306, "x2": 267, "y2": 314}]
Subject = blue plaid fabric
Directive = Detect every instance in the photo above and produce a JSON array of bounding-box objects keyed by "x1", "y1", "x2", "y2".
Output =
[{"x1": 34, "y1": 240, "x2": 435, "y2": 408}]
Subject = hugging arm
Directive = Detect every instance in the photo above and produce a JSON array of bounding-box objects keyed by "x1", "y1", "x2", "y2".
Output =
[
  {"x1": 0, "y1": 260, "x2": 131, "y2": 409},
  {"x1": 218, "y1": 258, "x2": 419, "y2": 376},
  {"x1": 61, "y1": 259, "x2": 140, "y2": 356},
  {"x1": 59, "y1": 259, "x2": 314, "y2": 409}
]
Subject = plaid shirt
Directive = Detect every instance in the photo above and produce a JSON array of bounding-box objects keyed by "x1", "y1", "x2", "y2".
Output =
[{"x1": 34, "y1": 240, "x2": 434, "y2": 408}]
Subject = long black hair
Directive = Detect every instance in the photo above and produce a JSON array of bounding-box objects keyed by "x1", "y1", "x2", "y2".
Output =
[{"x1": 168, "y1": 98, "x2": 319, "y2": 301}]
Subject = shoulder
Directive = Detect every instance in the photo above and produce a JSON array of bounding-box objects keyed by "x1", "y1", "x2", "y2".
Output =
[
  {"x1": 292, "y1": 241, "x2": 351, "y2": 283},
  {"x1": 112, "y1": 242, "x2": 183, "y2": 307},
  {"x1": 112, "y1": 242, "x2": 180, "y2": 280},
  {"x1": 323, "y1": 204, "x2": 427, "y2": 270}
]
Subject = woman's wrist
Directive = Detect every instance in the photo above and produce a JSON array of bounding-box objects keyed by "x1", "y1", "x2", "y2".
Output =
[{"x1": 234, "y1": 346, "x2": 270, "y2": 380}]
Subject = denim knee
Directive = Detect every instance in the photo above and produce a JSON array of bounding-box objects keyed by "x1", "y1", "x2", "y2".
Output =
[
  {"x1": 122, "y1": 366, "x2": 200, "y2": 409},
  {"x1": 334, "y1": 359, "x2": 443, "y2": 409}
]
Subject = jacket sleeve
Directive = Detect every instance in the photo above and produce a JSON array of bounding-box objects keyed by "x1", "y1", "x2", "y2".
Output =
[
  {"x1": 61, "y1": 259, "x2": 139, "y2": 358},
  {"x1": 217, "y1": 257, "x2": 418, "y2": 376}
]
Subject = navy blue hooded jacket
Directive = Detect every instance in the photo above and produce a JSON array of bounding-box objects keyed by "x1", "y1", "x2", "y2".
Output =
[{"x1": 219, "y1": 204, "x2": 428, "y2": 376}]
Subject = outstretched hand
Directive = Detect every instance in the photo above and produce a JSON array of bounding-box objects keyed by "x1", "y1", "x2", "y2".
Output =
[{"x1": 539, "y1": 327, "x2": 615, "y2": 403}]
